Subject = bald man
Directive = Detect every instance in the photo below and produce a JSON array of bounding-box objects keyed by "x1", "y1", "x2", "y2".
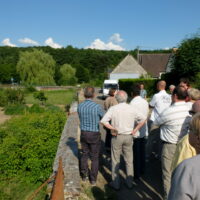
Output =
[{"x1": 146, "y1": 80, "x2": 171, "y2": 160}]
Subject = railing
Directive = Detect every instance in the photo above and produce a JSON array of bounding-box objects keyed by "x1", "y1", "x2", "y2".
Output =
[{"x1": 51, "y1": 157, "x2": 65, "y2": 200}]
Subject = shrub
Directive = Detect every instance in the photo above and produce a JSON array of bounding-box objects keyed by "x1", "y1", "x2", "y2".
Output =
[
  {"x1": 0, "y1": 111, "x2": 66, "y2": 183},
  {"x1": 28, "y1": 104, "x2": 45, "y2": 113},
  {"x1": 33, "y1": 91, "x2": 47, "y2": 104},
  {"x1": 119, "y1": 78, "x2": 158, "y2": 98},
  {"x1": 5, "y1": 88, "x2": 25, "y2": 105}
]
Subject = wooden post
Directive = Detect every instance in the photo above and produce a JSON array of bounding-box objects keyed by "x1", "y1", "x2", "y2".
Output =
[{"x1": 51, "y1": 157, "x2": 65, "y2": 200}]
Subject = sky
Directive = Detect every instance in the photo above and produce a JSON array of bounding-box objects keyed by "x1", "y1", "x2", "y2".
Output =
[{"x1": 0, "y1": 0, "x2": 200, "y2": 51}]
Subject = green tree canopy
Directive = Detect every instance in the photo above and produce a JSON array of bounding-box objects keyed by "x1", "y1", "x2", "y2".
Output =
[
  {"x1": 58, "y1": 64, "x2": 77, "y2": 85},
  {"x1": 75, "y1": 65, "x2": 90, "y2": 83},
  {"x1": 173, "y1": 36, "x2": 200, "y2": 79},
  {"x1": 16, "y1": 49, "x2": 56, "y2": 85}
]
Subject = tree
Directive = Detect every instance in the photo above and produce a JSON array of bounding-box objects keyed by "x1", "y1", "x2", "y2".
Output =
[
  {"x1": 16, "y1": 49, "x2": 56, "y2": 85},
  {"x1": 75, "y1": 65, "x2": 90, "y2": 83},
  {"x1": 173, "y1": 37, "x2": 200, "y2": 80},
  {"x1": 58, "y1": 64, "x2": 77, "y2": 85}
]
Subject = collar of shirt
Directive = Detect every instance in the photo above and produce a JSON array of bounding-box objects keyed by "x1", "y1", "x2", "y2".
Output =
[{"x1": 173, "y1": 101, "x2": 186, "y2": 106}]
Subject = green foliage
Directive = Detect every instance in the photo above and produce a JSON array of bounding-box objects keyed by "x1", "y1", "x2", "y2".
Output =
[
  {"x1": 119, "y1": 78, "x2": 158, "y2": 97},
  {"x1": 58, "y1": 63, "x2": 77, "y2": 85},
  {"x1": 0, "y1": 89, "x2": 7, "y2": 106},
  {"x1": 172, "y1": 36, "x2": 200, "y2": 80},
  {"x1": 4, "y1": 104, "x2": 28, "y2": 115},
  {"x1": 33, "y1": 91, "x2": 47, "y2": 104},
  {"x1": 16, "y1": 49, "x2": 56, "y2": 85},
  {"x1": 0, "y1": 111, "x2": 66, "y2": 183},
  {"x1": 0, "y1": 88, "x2": 25, "y2": 106},
  {"x1": 76, "y1": 65, "x2": 90, "y2": 83},
  {"x1": 5, "y1": 88, "x2": 25, "y2": 104},
  {"x1": 25, "y1": 85, "x2": 37, "y2": 93}
]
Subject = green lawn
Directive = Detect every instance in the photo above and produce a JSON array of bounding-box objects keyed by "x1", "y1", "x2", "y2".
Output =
[{"x1": 25, "y1": 89, "x2": 76, "y2": 105}]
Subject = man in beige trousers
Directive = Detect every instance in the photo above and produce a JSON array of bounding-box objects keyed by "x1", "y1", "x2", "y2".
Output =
[{"x1": 101, "y1": 90, "x2": 145, "y2": 190}]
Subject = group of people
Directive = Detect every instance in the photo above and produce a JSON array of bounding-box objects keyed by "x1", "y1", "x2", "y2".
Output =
[{"x1": 77, "y1": 78, "x2": 200, "y2": 200}]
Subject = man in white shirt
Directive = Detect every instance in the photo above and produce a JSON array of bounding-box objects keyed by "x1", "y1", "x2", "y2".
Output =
[
  {"x1": 101, "y1": 90, "x2": 145, "y2": 190},
  {"x1": 154, "y1": 86, "x2": 190, "y2": 200},
  {"x1": 146, "y1": 80, "x2": 171, "y2": 160},
  {"x1": 130, "y1": 84, "x2": 149, "y2": 179}
]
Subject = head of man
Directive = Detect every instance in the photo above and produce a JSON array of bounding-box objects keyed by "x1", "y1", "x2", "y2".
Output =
[
  {"x1": 140, "y1": 83, "x2": 144, "y2": 90},
  {"x1": 187, "y1": 88, "x2": 200, "y2": 102},
  {"x1": 190, "y1": 100, "x2": 200, "y2": 115},
  {"x1": 131, "y1": 84, "x2": 140, "y2": 98},
  {"x1": 115, "y1": 90, "x2": 128, "y2": 103},
  {"x1": 172, "y1": 86, "x2": 188, "y2": 103},
  {"x1": 157, "y1": 80, "x2": 166, "y2": 91},
  {"x1": 179, "y1": 78, "x2": 190, "y2": 90},
  {"x1": 108, "y1": 88, "x2": 117, "y2": 97},
  {"x1": 169, "y1": 85, "x2": 176, "y2": 94},
  {"x1": 84, "y1": 86, "x2": 95, "y2": 99}
]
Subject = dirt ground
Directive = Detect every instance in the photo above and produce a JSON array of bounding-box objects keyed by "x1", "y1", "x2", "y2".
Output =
[{"x1": 0, "y1": 107, "x2": 11, "y2": 124}]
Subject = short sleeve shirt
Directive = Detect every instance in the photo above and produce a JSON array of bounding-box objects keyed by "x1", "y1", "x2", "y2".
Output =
[{"x1": 149, "y1": 90, "x2": 171, "y2": 121}]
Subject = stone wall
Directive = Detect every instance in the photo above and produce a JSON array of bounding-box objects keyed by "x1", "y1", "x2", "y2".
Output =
[{"x1": 48, "y1": 102, "x2": 81, "y2": 199}]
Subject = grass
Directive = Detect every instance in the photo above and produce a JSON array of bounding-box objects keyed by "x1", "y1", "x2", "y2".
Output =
[{"x1": 25, "y1": 89, "x2": 77, "y2": 105}]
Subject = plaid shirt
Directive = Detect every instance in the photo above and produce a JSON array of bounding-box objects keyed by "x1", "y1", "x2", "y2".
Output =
[{"x1": 78, "y1": 99, "x2": 104, "y2": 132}]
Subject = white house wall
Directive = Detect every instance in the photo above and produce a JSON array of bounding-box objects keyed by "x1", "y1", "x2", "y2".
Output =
[{"x1": 109, "y1": 73, "x2": 140, "y2": 80}]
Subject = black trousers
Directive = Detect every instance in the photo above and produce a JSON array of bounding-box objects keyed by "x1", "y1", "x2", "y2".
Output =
[
  {"x1": 80, "y1": 131, "x2": 101, "y2": 182},
  {"x1": 133, "y1": 137, "x2": 147, "y2": 178}
]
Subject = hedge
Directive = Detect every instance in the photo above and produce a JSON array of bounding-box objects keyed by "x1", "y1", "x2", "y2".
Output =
[
  {"x1": 0, "y1": 111, "x2": 66, "y2": 183},
  {"x1": 119, "y1": 78, "x2": 158, "y2": 98}
]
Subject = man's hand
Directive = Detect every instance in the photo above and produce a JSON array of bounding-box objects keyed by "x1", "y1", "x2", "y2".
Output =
[
  {"x1": 131, "y1": 129, "x2": 137, "y2": 135},
  {"x1": 111, "y1": 129, "x2": 118, "y2": 136}
]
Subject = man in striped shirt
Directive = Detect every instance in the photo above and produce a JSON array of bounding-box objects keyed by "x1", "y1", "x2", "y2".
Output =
[
  {"x1": 78, "y1": 87, "x2": 104, "y2": 185},
  {"x1": 154, "y1": 86, "x2": 191, "y2": 200}
]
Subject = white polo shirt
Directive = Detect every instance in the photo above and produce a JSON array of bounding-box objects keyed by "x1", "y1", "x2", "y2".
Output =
[
  {"x1": 101, "y1": 102, "x2": 145, "y2": 135},
  {"x1": 149, "y1": 90, "x2": 171, "y2": 122},
  {"x1": 154, "y1": 101, "x2": 191, "y2": 144},
  {"x1": 130, "y1": 96, "x2": 149, "y2": 138}
]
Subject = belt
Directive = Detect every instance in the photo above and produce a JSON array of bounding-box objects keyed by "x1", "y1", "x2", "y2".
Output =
[{"x1": 162, "y1": 141, "x2": 176, "y2": 145}]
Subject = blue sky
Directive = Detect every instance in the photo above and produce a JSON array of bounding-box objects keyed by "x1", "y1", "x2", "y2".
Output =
[{"x1": 0, "y1": 0, "x2": 200, "y2": 50}]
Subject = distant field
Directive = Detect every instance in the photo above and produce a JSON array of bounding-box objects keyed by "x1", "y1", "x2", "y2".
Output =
[{"x1": 25, "y1": 89, "x2": 76, "y2": 105}]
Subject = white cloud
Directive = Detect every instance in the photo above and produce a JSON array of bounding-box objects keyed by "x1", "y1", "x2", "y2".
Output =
[
  {"x1": 2, "y1": 38, "x2": 16, "y2": 47},
  {"x1": 86, "y1": 38, "x2": 125, "y2": 51},
  {"x1": 44, "y1": 37, "x2": 62, "y2": 48},
  {"x1": 110, "y1": 33, "x2": 123, "y2": 43},
  {"x1": 164, "y1": 47, "x2": 170, "y2": 50},
  {"x1": 19, "y1": 37, "x2": 39, "y2": 46}
]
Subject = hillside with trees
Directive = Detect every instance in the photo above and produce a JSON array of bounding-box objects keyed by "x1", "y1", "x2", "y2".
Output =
[{"x1": 0, "y1": 46, "x2": 171, "y2": 86}]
